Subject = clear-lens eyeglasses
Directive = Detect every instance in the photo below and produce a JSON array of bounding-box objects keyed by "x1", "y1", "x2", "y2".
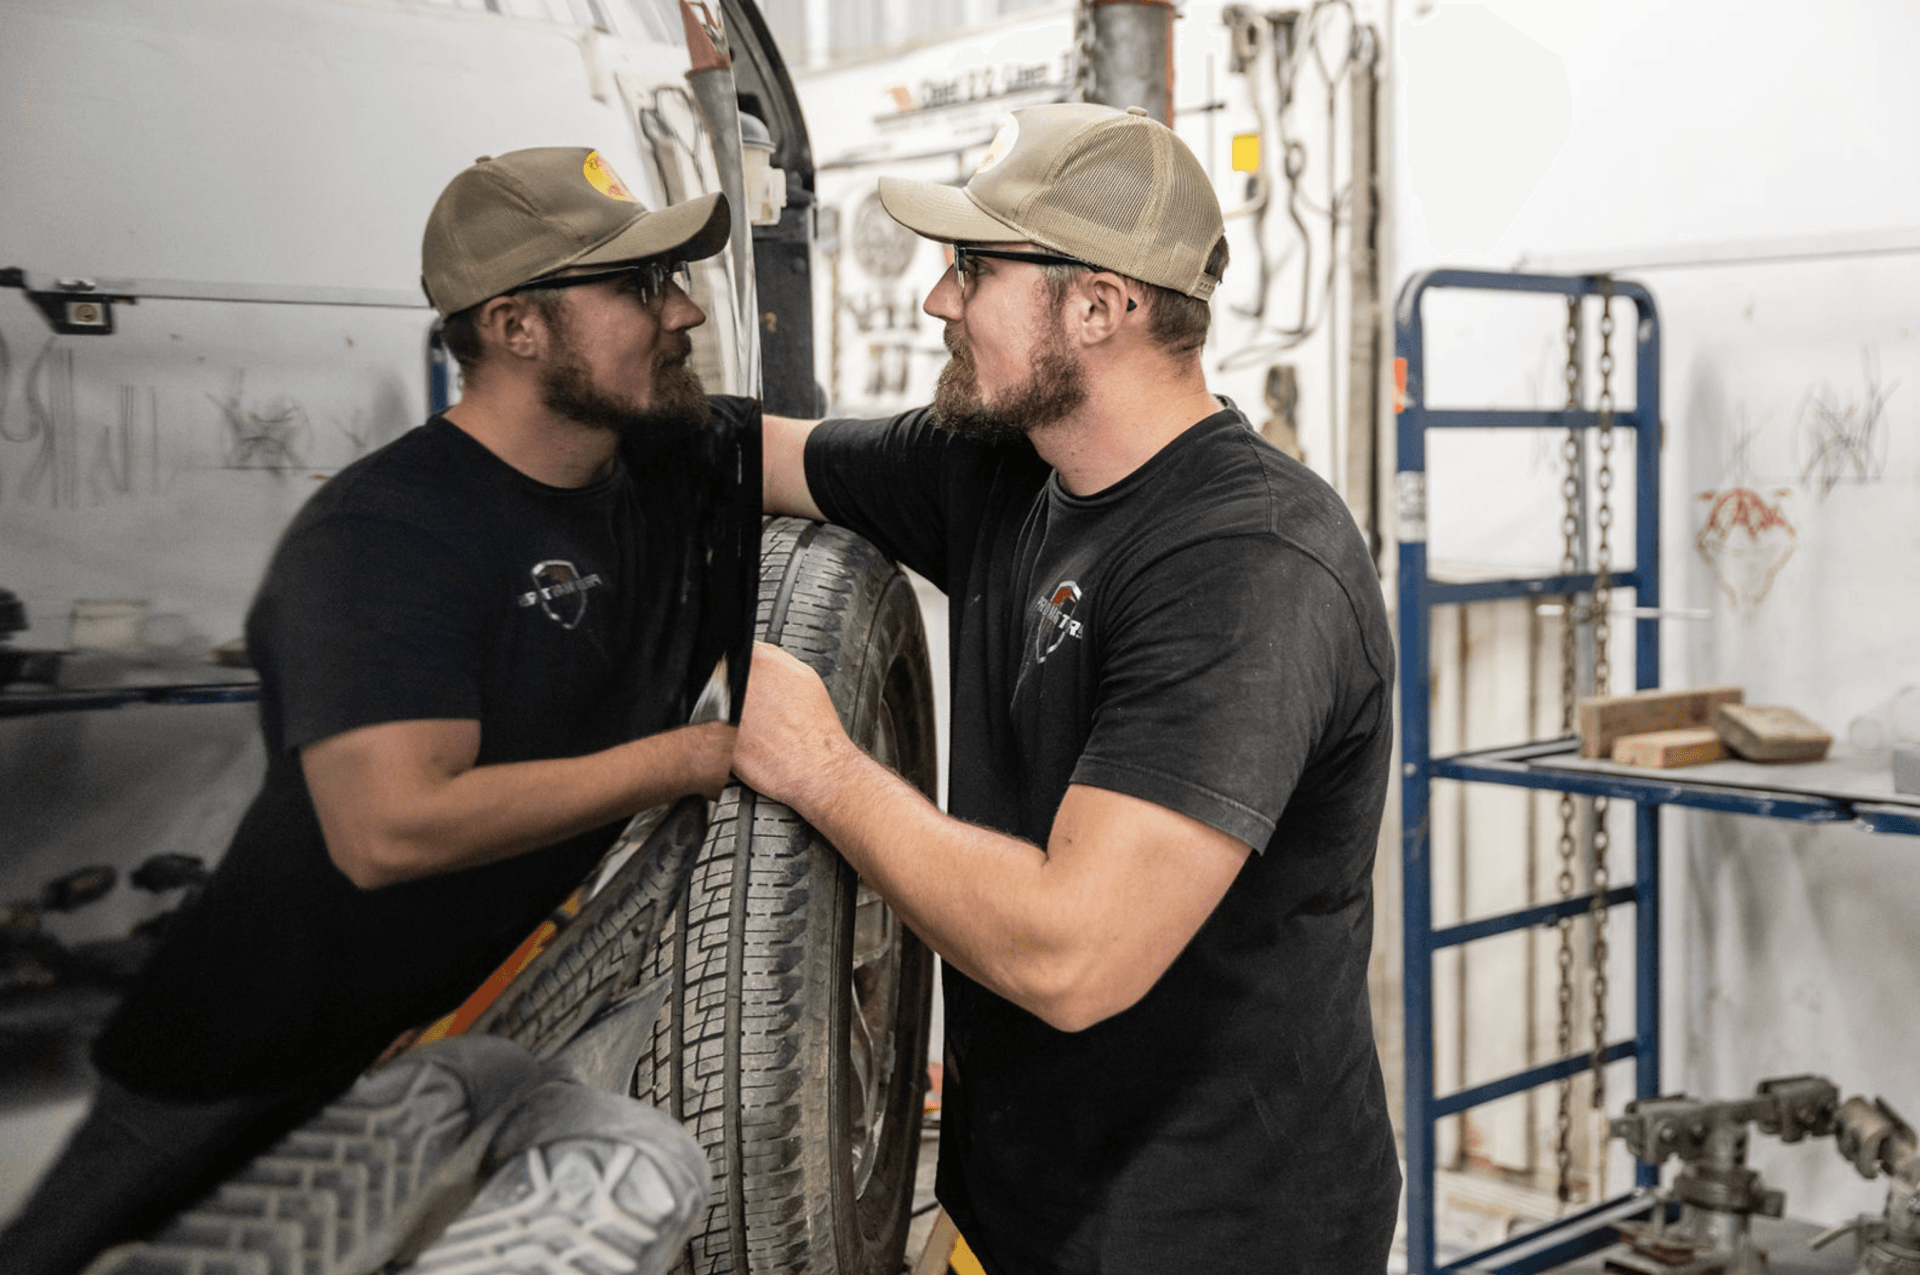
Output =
[
  {"x1": 511, "y1": 257, "x2": 692, "y2": 306},
  {"x1": 951, "y1": 245, "x2": 1135, "y2": 310}
]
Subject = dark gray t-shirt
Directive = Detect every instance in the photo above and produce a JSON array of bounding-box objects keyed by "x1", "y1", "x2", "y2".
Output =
[
  {"x1": 96, "y1": 400, "x2": 754, "y2": 1101},
  {"x1": 807, "y1": 404, "x2": 1401, "y2": 1274}
]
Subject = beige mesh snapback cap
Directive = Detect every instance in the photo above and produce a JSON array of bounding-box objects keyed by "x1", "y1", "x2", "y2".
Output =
[
  {"x1": 877, "y1": 104, "x2": 1226, "y2": 300},
  {"x1": 422, "y1": 147, "x2": 731, "y2": 316}
]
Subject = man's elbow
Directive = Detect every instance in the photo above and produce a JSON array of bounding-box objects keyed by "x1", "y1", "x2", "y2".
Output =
[
  {"x1": 326, "y1": 832, "x2": 426, "y2": 891},
  {"x1": 1014, "y1": 957, "x2": 1151, "y2": 1034}
]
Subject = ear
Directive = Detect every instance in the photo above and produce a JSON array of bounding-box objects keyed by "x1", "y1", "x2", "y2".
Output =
[
  {"x1": 472, "y1": 294, "x2": 554, "y2": 363},
  {"x1": 1067, "y1": 272, "x2": 1138, "y2": 347}
]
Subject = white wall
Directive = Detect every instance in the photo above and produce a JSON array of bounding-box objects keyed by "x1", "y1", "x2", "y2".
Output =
[{"x1": 1395, "y1": 0, "x2": 1920, "y2": 1227}]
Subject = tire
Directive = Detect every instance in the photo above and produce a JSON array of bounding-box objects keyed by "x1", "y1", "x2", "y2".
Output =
[
  {"x1": 468, "y1": 795, "x2": 711, "y2": 1072},
  {"x1": 636, "y1": 516, "x2": 938, "y2": 1275}
]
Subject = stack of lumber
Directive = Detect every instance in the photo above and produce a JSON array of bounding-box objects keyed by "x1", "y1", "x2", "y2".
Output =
[{"x1": 1578, "y1": 687, "x2": 1832, "y2": 769}]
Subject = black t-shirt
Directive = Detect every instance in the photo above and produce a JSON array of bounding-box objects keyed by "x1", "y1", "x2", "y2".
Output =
[
  {"x1": 94, "y1": 398, "x2": 756, "y2": 1101},
  {"x1": 807, "y1": 404, "x2": 1401, "y2": 1275}
]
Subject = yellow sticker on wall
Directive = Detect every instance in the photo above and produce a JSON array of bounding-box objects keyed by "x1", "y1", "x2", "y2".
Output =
[
  {"x1": 1232, "y1": 132, "x2": 1262, "y2": 173},
  {"x1": 583, "y1": 150, "x2": 637, "y2": 202}
]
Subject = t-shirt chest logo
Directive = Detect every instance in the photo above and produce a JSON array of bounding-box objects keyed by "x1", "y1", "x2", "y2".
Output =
[
  {"x1": 517, "y1": 559, "x2": 605, "y2": 631},
  {"x1": 1032, "y1": 580, "x2": 1085, "y2": 663}
]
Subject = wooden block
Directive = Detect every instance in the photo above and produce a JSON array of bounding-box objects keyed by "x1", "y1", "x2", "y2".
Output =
[
  {"x1": 1612, "y1": 727, "x2": 1727, "y2": 768},
  {"x1": 1713, "y1": 703, "x2": 1832, "y2": 763},
  {"x1": 1577, "y1": 685, "x2": 1744, "y2": 758}
]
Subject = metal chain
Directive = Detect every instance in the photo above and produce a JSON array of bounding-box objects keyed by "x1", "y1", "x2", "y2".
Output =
[
  {"x1": 1588, "y1": 290, "x2": 1617, "y2": 1132},
  {"x1": 1552, "y1": 295, "x2": 1582, "y2": 1205},
  {"x1": 1073, "y1": 0, "x2": 1097, "y2": 103}
]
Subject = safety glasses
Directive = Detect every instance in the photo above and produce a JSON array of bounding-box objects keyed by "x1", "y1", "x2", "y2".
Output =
[
  {"x1": 510, "y1": 257, "x2": 692, "y2": 306},
  {"x1": 952, "y1": 245, "x2": 1135, "y2": 310}
]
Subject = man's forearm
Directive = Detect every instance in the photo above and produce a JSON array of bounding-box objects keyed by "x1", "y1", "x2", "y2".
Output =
[
  {"x1": 306, "y1": 720, "x2": 735, "y2": 889},
  {"x1": 768, "y1": 732, "x2": 1090, "y2": 1022},
  {"x1": 762, "y1": 415, "x2": 825, "y2": 520}
]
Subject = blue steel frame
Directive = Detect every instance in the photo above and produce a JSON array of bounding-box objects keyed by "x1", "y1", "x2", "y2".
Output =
[{"x1": 1396, "y1": 269, "x2": 1663, "y2": 1275}]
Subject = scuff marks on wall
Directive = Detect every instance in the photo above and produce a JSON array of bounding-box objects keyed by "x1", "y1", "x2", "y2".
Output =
[
  {"x1": 1793, "y1": 348, "x2": 1895, "y2": 499},
  {"x1": 9, "y1": 338, "x2": 76, "y2": 505},
  {"x1": 1691, "y1": 344, "x2": 1906, "y2": 616},
  {"x1": 211, "y1": 373, "x2": 307, "y2": 476},
  {"x1": 87, "y1": 386, "x2": 162, "y2": 504},
  {"x1": 1694, "y1": 485, "x2": 1796, "y2": 615},
  {"x1": 2, "y1": 336, "x2": 172, "y2": 506}
]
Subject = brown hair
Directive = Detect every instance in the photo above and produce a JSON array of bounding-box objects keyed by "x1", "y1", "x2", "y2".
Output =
[
  {"x1": 1044, "y1": 235, "x2": 1227, "y2": 359},
  {"x1": 436, "y1": 288, "x2": 568, "y2": 374}
]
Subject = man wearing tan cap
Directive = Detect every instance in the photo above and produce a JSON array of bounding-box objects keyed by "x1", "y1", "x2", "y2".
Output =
[
  {"x1": 5, "y1": 148, "x2": 740, "y2": 1274},
  {"x1": 740, "y1": 104, "x2": 1399, "y2": 1272}
]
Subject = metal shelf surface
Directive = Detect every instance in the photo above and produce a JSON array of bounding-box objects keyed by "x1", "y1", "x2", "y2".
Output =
[
  {"x1": 1432, "y1": 739, "x2": 1920, "y2": 834},
  {"x1": 0, "y1": 679, "x2": 260, "y2": 719}
]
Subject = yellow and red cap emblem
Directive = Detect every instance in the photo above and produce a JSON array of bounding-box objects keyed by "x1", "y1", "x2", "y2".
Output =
[{"x1": 582, "y1": 151, "x2": 637, "y2": 202}]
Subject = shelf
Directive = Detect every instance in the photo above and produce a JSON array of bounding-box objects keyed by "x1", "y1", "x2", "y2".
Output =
[
  {"x1": 0, "y1": 680, "x2": 260, "y2": 719},
  {"x1": 0, "y1": 650, "x2": 258, "y2": 719},
  {"x1": 1433, "y1": 739, "x2": 1920, "y2": 837}
]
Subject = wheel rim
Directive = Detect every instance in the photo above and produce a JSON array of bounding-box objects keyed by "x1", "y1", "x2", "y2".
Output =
[{"x1": 846, "y1": 685, "x2": 907, "y2": 1197}]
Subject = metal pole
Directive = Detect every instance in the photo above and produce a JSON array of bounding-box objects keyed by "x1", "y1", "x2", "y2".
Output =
[
  {"x1": 1395, "y1": 276, "x2": 1436, "y2": 1273},
  {"x1": 1088, "y1": 0, "x2": 1175, "y2": 123},
  {"x1": 1344, "y1": 40, "x2": 1382, "y2": 554}
]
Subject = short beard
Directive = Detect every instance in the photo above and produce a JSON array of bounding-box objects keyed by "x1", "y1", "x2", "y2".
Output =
[
  {"x1": 931, "y1": 324, "x2": 1086, "y2": 441},
  {"x1": 539, "y1": 324, "x2": 713, "y2": 448}
]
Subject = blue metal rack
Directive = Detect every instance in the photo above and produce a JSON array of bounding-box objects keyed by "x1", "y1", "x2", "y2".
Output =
[
  {"x1": 1394, "y1": 269, "x2": 1920, "y2": 1273},
  {"x1": 1396, "y1": 268, "x2": 1663, "y2": 1274}
]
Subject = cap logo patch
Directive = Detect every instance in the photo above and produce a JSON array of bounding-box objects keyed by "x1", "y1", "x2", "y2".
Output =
[
  {"x1": 973, "y1": 118, "x2": 1019, "y2": 176},
  {"x1": 582, "y1": 151, "x2": 637, "y2": 202}
]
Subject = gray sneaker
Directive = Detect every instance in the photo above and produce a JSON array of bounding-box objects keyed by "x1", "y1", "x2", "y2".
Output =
[{"x1": 398, "y1": 1079, "x2": 709, "y2": 1275}]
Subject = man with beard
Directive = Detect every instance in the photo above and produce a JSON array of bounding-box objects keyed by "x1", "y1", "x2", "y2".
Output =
[
  {"x1": 5, "y1": 148, "x2": 743, "y2": 1274},
  {"x1": 739, "y1": 104, "x2": 1400, "y2": 1273}
]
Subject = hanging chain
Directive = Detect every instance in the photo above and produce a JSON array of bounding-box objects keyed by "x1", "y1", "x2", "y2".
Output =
[
  {"x1": 1073, "y1": 0, "x2": 1097, "y2": 103},
  {"x1": 1552, "y1": 295, "x2": 1582, "y2": 1205},
  {"x1": 1587, "y1": 289, "x2": 1617, "y2": 1132},
  {"x1": 1551, "y1": 291, "x2": 1620, "y2": 1201}
]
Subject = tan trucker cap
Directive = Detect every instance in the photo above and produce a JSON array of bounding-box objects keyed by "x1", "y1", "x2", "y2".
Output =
[
  {"x1": 422, "y1": 147, "x2": 731, "y2": 316},
  {"x1": 877, "y1": 103, "x2": 1225, "y2": 300}
]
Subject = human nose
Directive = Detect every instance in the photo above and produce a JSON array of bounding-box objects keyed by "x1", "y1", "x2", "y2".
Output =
[
  {"x1": 925, "y1": 264, "x2": 962, "y2": 322},
  {"x1": 661, "y1": 283, "x2": 706, "y2": 330}
]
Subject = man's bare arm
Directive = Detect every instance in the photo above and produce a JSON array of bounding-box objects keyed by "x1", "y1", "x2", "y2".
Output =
[
  {"x1": 303, "y1": 718, "x2": 736, "y2": 889},
  {"x1": 734, "y1": 642, "x2": 1248, "y2": 1031},
  {"x1": 763, "y1": 414, "x2": 825, "y2": 521}
]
